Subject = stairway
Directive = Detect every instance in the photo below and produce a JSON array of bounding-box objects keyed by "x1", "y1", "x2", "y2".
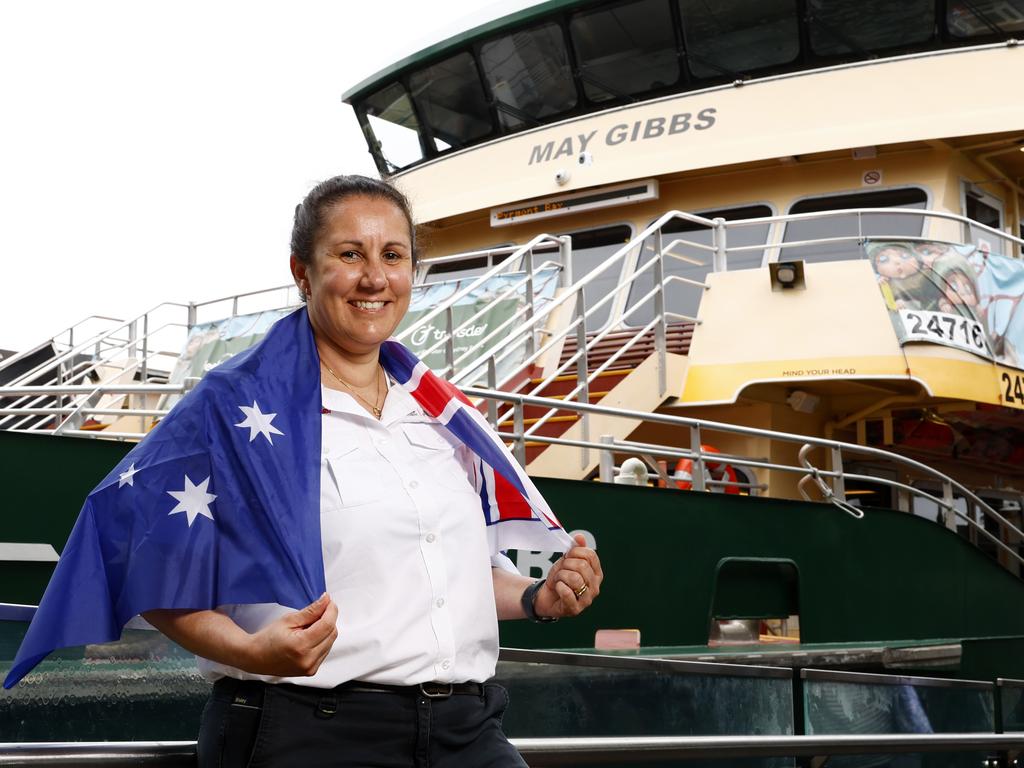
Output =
[{"x1": 496, "y1": 322, "x2": 694, "y2": 480}]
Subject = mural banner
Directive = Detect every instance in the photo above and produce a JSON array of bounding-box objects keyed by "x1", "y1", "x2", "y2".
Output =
[
  {"x1": 866, "y1": 239, "x2": 1024, "y2": 369},
  {"x1": 162, "y1": 309, "x2": 293, "y2": 410},
  {"x1": 397, "y1": 267, "x2": 561, "y2": 383}
]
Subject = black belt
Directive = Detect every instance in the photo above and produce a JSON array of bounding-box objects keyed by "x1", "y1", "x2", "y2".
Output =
[
  {"x1": 345, "y1": 680, "x2": 484, "y2": 699},
  {"x1": 214, "y1": 677, "x2": 483, "y2": 702}
]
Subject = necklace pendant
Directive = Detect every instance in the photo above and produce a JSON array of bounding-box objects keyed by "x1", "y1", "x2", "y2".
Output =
[{"x1": 373, "y1": 406, "x2": 382, "y2": 419}]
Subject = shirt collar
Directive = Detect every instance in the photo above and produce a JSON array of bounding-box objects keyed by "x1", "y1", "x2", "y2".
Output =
[{"x1": 320, "y1": 382, "x2": 424, "y2": 426}]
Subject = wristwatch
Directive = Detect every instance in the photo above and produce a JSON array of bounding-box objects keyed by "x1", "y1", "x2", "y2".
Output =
[{"x1": 521, "y1": 579, "x2": 558, "y2": 623}]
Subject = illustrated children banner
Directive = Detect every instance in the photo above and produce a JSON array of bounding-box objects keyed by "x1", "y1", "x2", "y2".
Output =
[{"x1": 866, "y1": 240, "x2": 1024, "y2": 370}]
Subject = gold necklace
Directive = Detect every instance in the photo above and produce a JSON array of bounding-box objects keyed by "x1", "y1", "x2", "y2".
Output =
[{"x1": 321, "y1": 362, "x2": 384, "y2": 419}]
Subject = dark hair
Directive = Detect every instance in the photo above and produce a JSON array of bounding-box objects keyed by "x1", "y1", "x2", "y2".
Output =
[{"x1": 290, "y1": 174, "x2": 417, "y2": 266}]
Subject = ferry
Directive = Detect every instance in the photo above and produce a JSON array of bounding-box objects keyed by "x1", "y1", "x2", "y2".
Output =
[{"x1": 3, "y1": 0, "x2": 1024, "y2": 763}]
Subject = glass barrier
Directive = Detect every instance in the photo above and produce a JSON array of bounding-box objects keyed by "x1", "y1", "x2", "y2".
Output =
[
  {"x1": 495, "y1": 649, "x2": 795, "y2": 767},
  {"x1": 3, "y1": 626, "x2": 796, "y2": 766},
  {"x1": 0, "y1": 620, "x2": 209, "y2": 742},
  {"x1": 998, "y1": 678, "x2": 1024, "y2": 733},
  {"x1": 802, "y1": 668, "x2": 995, "y2": 768}
]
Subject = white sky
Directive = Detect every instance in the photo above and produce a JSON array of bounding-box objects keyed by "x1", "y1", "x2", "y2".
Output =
[{"x1": 0, "y1": 1, "x2": 540, "y2": 353}]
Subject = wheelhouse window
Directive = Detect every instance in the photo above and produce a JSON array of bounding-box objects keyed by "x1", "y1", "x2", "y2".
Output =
[
  {"x1": 782, "y1": 188, "x2": 928, "y2": 264},
  {"x1": 358, "y1": 82, "x2": 424, "y2": 172},
  {"x1": 408, "y1": 52, "x2": 493, "y2": 151},
  {"x1": 807, "y1": 0, "x2": 935, "y2": 57},
  {"x1": 627, "y1": 205, "x2": 773, "y2": 327},
  {"x1": 569, "y1": 0, "x2": 680, "y2": 103},
  {"x1": 948, "y1": 1, "x2": 1024, "y2": 38},
  {"x1": 677, "y1": 0, "x2": 799, "y2": 79},
  {"x1": 422, "y1": 251, "x2": 516, "y2": 284},
  {"x1": 480, "y1": 22, "x2": 578, "y2": 130}
]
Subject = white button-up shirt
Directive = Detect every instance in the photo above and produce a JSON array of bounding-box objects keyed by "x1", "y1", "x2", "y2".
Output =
[{"x1": 198, "y1": 382, "x2": 508, "y2": 687}]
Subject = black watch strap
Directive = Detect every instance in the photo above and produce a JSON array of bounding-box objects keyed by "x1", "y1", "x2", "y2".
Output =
[{"x1": 521, "y1": 579, "x2": 558, "y2": 623}]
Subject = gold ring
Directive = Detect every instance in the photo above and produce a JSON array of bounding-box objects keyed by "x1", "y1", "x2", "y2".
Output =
[{"x1": 574, "y1": 583, "x2": 588, "y2": 599}]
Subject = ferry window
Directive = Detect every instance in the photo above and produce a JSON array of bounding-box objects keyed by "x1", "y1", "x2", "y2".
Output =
[
  {"x1": 627, "y1": 205, "x2": 773, "y2": 327},
  {"x1": 423, "y1": 252, "x2": 516, "y2": 284},
  {"x1": 359, "y1": 83, "x2": 424, "y2": 172},
  {"x1": 782, "y1": 189, "x2": 928, "y2": 264},
  {"x1": 569, "y1": 0, "x2": 680, "y2": 103},
  {"x1": 948, "y1": 1, "x2": 1024, "y2": 38},
  {"x1": 807, "y1": 0, "x2": 935, "y2": 57},
  {"x1": 408, "y1": 52, "x2": 493, "y2": 150},
  {"x1": 425, "y1": 257, "x2": 489, "y2": 284},
  {"x1": 962, "y1": 183, "x2": 1004, "y2": 248},
  {"x1": 480, "y1": 23, "x2": 578, "y2": 130},
  {"x1": 563, "y1": 225, "x2": 633, "y2": 330},
  {"x1": 678, "y1": 0, "x2": 799, "y2": 79}
]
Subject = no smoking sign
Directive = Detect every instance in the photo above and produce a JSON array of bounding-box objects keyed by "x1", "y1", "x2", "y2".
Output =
[{"x1": 862, "y1": 169, "x2": 883, "y2": 186}]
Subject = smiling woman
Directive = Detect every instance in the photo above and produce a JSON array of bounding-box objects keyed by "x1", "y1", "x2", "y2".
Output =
[{"x1": 131, "y1": 174, "x2": 605, "y2": 768}]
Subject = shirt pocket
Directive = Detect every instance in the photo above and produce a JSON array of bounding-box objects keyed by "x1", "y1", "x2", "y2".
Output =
[
  {"x1": 326, "y1": 445, "x2": 385, "y2": 509},
  {"x1": 401, "y1": 423, "x2": 476, "y2": 494}
]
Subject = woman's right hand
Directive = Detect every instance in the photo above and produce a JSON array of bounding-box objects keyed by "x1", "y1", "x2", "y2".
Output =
[
  {"x1": 143, "y1": 593, "x2": 339, "y2": 678},
  {"x1": 246, "y1": 593, "x2": 339, "y2": 677}
]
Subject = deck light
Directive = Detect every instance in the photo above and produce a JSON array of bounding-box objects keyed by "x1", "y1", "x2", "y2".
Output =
[{"x1": 769, "y1": 260, "x2": 806, "y2": 291}]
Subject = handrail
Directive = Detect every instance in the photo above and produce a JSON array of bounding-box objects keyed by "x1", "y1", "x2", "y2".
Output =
[
  {"x1": 1, "y1": 733, "x2": 1020, "y2": 766},
  {"x1": 463, "y1": 386, "x2": 1024, "y2": 572}
]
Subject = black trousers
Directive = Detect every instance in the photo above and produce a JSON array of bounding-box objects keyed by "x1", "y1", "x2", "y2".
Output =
[{"x1": 198, "y1": 678, "x2": 528, "y2": 768}]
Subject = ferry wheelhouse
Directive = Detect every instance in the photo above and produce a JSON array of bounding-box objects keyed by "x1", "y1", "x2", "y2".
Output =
[{"x1": 4, "y1": 0, "x2": 1024, "y2": 760}]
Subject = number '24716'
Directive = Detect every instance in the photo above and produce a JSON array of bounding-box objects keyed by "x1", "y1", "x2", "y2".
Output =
[{"x1": 1002, "y1": 372, "x2": 1024, "y2": 405}]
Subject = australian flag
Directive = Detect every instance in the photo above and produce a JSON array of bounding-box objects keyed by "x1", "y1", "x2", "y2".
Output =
[{"x1": 4, "y1": 309, "x2": 572, "y2": 688}]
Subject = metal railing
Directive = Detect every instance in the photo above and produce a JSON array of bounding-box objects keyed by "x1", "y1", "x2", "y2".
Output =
[
  {"x1": 464, "y1": 385, "x2": 1024, "y2": 575},
  {"x1": 1, "y1": 206, "x2": 1021, "y2": 562},
  {"x1": 2, "y1": 733, "x2": 1020, "y2": 766}
]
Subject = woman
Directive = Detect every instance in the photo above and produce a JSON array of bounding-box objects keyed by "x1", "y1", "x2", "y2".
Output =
[{"x1": 142, "y1": 175, "x2": 604, "y2": 767}]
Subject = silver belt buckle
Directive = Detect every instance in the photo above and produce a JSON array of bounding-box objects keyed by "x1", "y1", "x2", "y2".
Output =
[{"x1": 419, "y1": 682, "x2": 453, "y2": 699}]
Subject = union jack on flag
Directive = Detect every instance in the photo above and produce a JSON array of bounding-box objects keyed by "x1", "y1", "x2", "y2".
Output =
[
  {"x1": 381, "y1": 342, "x2": 573, "y2": 554},
  {"x1": 5, "y1": 309, "x2": 572, "y2": 688}
]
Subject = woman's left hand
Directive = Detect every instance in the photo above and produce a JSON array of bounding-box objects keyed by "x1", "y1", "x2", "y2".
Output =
[{"x1": 533, "y1": 534, "x2": 603, "y2": 618}]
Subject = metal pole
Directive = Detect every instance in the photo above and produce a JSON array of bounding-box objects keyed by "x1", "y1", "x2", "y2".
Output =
[
  {"x1": 558, "y1": 235, "x2": 573, "y2": 287},
  {"x1": 830, "y1": 447, "x2": 847, "y2": 502},
  {"x1": 599, "y1": 434, "x2": 615, "y2": 483},
  {"x1": 654, "y1": 230, "x2": 667, "y2": 396},
  {"x1": 140, "y1": 313, "x2": 149, "y2": 383},
  {"x1": 713, "y1": 217, "x2": 727, "y2": 272},
  {"x1": 942, "y1": 480, "x2": 956, "y2": 530},
  {"x1": 690, "y1": 425, "x2": 706, "y2": 492},
  {"x1": 128, "y1": 320, "x2": 138, "y2": 361},
  {"x1": 576, "y1": 291, "x2": 590, "y2": 470},
  {"x1": 514, "y1": 402, "x2": 526, "y2": 466},
  {"x1": 187, "y1": 303, "x2": 197, "y2": 331},
  {"x1": 524, "y1": 247, "x2": 536, "y2": 358},
  {"x1": 445, "y1": 306, "x2": 455, "y2": 378},
  {"x1": 487, "y1": 358, "x2": 498, "y2": 427}
]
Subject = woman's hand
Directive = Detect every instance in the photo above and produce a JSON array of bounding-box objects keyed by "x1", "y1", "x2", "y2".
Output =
[
  {"x1": 143, "y1": 593, "x2": 339, "y2": 678},
  {"x1": 246, "y1": 594, "x2": 339, "y2": 677},
  {"x1": 533, "y1": 534, "x2": 603, "y2": 618}
]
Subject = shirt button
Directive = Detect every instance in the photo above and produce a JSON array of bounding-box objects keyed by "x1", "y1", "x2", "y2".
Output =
[
  {"x1": 441, "y1": 659, "x2": 451, "y2": 670},
  {"x1": 409, "y1": 480, "x2": 419, "y2": 489},
  {"x1": 425, "y1": 533, "x2": 436, "y2": 543},
  {"x1": 377, "y1": 437, "x2": 389, "y2": 447},
  {"x1": 436, "y1": 598, "x2": 445, "y2": 608}
]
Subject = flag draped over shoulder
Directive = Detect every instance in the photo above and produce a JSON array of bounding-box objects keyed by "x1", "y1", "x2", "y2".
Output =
[{"x1": 5, "y1": 309, "x2": 571, "y2": 688}]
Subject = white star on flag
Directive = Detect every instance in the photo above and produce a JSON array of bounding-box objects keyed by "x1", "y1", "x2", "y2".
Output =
[
  {"x1": 118, "y1": 463, "x2": 138, "y2": 488},
  {"x1": 167, "y1": 475, "x2": 217, "y2": 527},
  {"x1": 235, "y1": 401, "x2": 285, "y2": 444}
]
